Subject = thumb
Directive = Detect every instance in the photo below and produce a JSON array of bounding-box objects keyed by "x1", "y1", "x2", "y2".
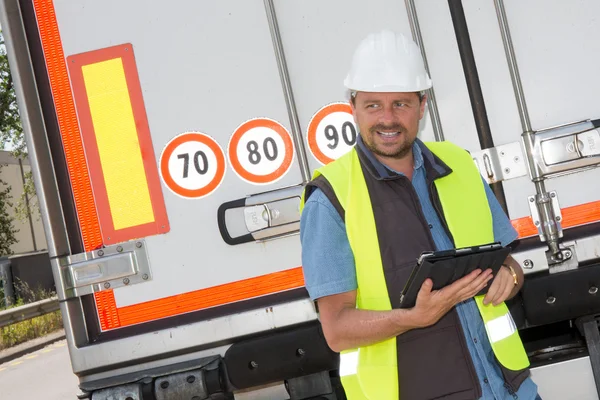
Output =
[{"x1": 417, "y1": 278, "x2": 433, "y2": 298}]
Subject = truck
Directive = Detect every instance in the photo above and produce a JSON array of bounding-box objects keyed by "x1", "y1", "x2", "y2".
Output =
[{"x1": 1, "y1": 0, "x2": 600, "y2": 399}]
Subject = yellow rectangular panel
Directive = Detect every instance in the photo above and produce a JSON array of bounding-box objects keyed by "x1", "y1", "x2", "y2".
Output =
[{"x1": 82, "y1": 58, "x2": 154, "y2": 230}]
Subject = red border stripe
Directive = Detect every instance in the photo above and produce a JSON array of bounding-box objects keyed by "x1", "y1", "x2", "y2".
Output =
[
  {"x1": 66, "y1": 44, "x2": 170, "y2": 245},
  {"x1": 512, "y1": 200, "x2": 600, "y2": 238},
  {"x1": 33, "y1": 0, "x2": 103, "y2": 252}
]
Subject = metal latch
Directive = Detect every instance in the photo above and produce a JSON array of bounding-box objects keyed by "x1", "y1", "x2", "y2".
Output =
[
  {"x1": 532, "y1": 119, "x2": 600, "y2": 178},
  {"x1": 218, "y1": 185, "x2": 302, "y2": 245},
  {"x1": 56, "y1": 240, "x2": 152, "y2": 299},
  {"x1": 528, "y1": 191, "x2": 563, "y2": 242},
  {"x1": 471, "y1": 119, "x2": 600, "y2": 184},
  {"x1": 527, "y1": 190, "x2": 574, "y2": 264}
]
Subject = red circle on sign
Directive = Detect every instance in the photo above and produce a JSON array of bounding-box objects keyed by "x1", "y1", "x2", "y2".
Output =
[
  {"x1": 228, "y1": 118, "x2": 294, "y2": 184},
  {"x1": 307, "y1": 103, "x2": 354, "y2": 165},
  {"x1": 160, "y1": 132, "x2": 226, "y2": 198}
]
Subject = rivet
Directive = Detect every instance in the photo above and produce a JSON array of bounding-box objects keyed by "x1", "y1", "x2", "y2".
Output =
[
  {"x1": 104, "y1": 282, "x2": 110, "y2": 289},
  {"x1": 98, "y1": 250, "x2": 104, "y2": 256},
  {"x1": 187, "y1": 375, "x2": 195, "y2": 384},
  {"x1": 534, "y1": 221, "x2": 540, "y2": 226},
  {"x1": 589, "y1": 287, "x2": 598, "y2": 295},
  {"x1": 296, "y1": 348, "x2": 306, "y2": 357},
  {"x1": 142, "y1": 274, "x2": 149, "y2": 280},
  {"x1": 504, "y1": 168, "x2": 511, "y2": 174},
  {"x1": 546, "y1": 296, "x2": 556, "y2": 304},
  {"x1": 514, "y1": 156, "x2": 520, "y2": 162},
  {"x1": 523, "y1": 259, "x2": 533, "y2": 269},
  {"x1": 556, "y1": 216, "x2": 562, "y2": 221},
  {"x1": 529, "y1": 197, "x2": 535, "y2": 203},
  {"x1": 117, "y1": 246, "x2": 123, "y2": 252},
  {"x1": 160, "y1": 381, "x2": 169, "y2": 389},
  {"x1": 123, "y1": 278, "x2": 130, "y2": 285},
  {"x1": 249, "y1": 361, "x2": 258, "y2": 369},
  {"x1": 500, "y1": 151, "x2": 505, "y2": 156},
  {"x1": 551, "y1": 192, "x2": 556, "y2": 198},
  {"x1": 136, "y1": 242, "x2": 143, "y2": 248}
]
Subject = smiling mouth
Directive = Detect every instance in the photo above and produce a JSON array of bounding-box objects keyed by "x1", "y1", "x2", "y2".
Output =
[{"x1": 377, "y1": 131, "x2": 400, "y2": 138}]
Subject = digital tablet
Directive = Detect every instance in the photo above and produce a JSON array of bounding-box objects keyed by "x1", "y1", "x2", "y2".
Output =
[{"x1": 398, "y1": 242, "x2": 512, "y2": 308}]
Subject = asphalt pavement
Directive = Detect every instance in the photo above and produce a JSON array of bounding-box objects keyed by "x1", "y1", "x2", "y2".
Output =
[{"x1": 0, "y1": 338, "x2": 80, "y2": 399}]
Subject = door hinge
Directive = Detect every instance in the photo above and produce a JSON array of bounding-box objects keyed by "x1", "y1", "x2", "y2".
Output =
[
  {"x1": 471, "y1": 141, "x2": 527, "y2": 184},
  {"x1": 56, "y1": 240, "x2": 152, "y2": 299}
]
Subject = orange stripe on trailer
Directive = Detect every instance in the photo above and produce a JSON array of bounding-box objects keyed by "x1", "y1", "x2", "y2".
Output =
[
  {"x1": 33, "y1": 0, "x2": 102, "y2": 251},
  {"x1": 94, "y1": 290, "x2": 120, "y2": 330},
  {"x1": 97, "y1": 268, "x2": 306, "y2": 331},
  {"x1": 512, "y1": 200, "x2": 600, "y2": 238},
  {"x1": 67, "y1": 44, "x2": 170, "y2": 245}
]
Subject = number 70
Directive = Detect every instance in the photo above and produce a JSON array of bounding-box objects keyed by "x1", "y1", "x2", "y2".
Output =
[{"x1": 177, "y1": 151, "x2": 208, "y2": 178}]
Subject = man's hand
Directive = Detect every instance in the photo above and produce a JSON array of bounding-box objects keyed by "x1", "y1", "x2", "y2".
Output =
[
  {"x1": 483, "y1": 265, "x2": 517, "y2": 306},
  {"x1": 411, "y1": 268, "x2": 494, "y2": 328}
]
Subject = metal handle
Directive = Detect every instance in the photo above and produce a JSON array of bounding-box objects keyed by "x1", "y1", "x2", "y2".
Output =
[
  {"x1": 219, "y1": 186, "x2": 303, "y2": 246},
  {"x1": 217, "y1": 198, "x2": 255, "y2": 246}
]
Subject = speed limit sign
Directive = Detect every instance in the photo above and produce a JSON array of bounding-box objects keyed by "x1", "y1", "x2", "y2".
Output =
[
  {"x1": 307, "y1": 103, "x2": 358, "y2": 165},
  {"x1": 160, "y1": 132, "x2": 226, "y2": 199},
  {"x1": 227, "y1": 118, "x2": 294, "y2": 185}
]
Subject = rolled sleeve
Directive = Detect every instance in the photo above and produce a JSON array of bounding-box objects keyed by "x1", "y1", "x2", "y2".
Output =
[{"x1": 300, "y1": 188, "x2": 357, "y2": 300}]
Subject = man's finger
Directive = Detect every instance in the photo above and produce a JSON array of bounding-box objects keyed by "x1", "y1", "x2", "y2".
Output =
[
  {"x1": 456, "y1": 269, "x2": 492, "y2": 298},
  {"x1": 493, "y1": 275, "x2": 509, "y2": 305},
  {"x1": 444, "y1": 269, "x2": 483, "y2": 295},
  {"x1": 495, "y1": 276, "x2": 514, "y2": 306},
  {"x1": 472, "y1": 275, "x2": 493, "y2": 297},
  {"x1": 461, "y1": 273, "x2": 493, "y2": 301},
  {"x1": 487, "y1": 270, "x2": 512, "y2": 305},
  {"x1": 483, "y1": 272, "x2": 503, "y2": 305},
  {"x1": 417, "y1": 278, "x2": 434, "y2": 300}
]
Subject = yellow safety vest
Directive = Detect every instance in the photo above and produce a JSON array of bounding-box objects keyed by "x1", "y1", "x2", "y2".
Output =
[{"x1": 300, "y1": 141, "x2": 529, "y2": 400}]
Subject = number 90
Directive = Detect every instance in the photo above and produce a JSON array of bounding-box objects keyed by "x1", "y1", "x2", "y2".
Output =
[{"x1": 324, "y1": 122, "x2": 357, "y2": 150}]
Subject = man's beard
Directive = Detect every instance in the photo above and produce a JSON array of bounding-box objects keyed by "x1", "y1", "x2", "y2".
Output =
[{"x1": 365, "y1": 123, "x2": 415, "y2": 159}]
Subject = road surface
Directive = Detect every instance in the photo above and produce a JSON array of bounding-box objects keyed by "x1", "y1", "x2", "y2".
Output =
[{"x1": 0, "y1": 339, "x2": 79, "y2": 399}]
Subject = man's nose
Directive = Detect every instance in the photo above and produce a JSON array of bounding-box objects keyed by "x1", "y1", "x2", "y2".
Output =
[{"x1": 379, "y1": 106, "x2": 396, "y2": 125}]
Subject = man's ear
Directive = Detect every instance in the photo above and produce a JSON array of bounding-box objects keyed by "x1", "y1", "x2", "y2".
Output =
[
  {"x1": 349, "y1": 94, "x2": 359, "y2": 124},
  {"x1": 419, "y1": 94, "x2": 428, "y2": 120}
]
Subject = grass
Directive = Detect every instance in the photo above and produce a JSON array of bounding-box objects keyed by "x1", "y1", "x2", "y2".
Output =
[{"x1": 0, "y1": 280, "x2": 63, "y2": 350}]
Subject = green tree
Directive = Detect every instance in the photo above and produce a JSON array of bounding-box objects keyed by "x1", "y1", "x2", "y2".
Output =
[
  {"x1": 0, "y1": 32, "x2": 25, "y2": 156},
  {"x1": 0, "y1": 31, "x2": 36, "y2": 225}
]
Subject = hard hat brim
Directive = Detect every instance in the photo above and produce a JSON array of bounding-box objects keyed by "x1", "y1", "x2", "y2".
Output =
[{"x1": 344, "y1": 80, "x2": 433, "y2": 94}]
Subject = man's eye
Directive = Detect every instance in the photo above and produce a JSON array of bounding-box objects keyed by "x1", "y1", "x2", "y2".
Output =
[
  {"x1": 394, "y1": 102, "x2": 407, "y2": 107},
  {"x1": 366, "y1": 104, "x2": 379, "y2": 109}
]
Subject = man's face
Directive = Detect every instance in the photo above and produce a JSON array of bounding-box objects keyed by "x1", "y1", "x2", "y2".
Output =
[{"x1": 350, "y1": 91, "x2": 426, "y2": 160}]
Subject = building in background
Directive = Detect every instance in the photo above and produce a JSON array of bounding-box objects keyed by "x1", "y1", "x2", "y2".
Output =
[{"x1": 0, "y1": 150, "x2": 47, "y2": 254}]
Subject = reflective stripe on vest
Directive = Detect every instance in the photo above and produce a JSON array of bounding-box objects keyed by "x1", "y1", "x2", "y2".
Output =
[{"x1": 301, "y1": 141, "x2": 529, "y2": 399}]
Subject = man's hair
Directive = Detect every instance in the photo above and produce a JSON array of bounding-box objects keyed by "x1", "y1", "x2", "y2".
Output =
[{"x1": 348, "y1": 90, "x2": 426, "y2": 105}]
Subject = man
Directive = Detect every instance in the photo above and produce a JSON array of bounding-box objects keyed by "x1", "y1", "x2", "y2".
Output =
[{"x1": 300, "y1": 31, "x2": 541, "y2": 399}]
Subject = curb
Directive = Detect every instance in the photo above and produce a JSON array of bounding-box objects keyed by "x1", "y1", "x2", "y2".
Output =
[{"x1": 0, "y1": 329, "x2": 66, "y2": 365}]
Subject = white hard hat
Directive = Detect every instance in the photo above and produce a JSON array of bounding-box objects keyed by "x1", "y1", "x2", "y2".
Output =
[{"x1": 344, "y1": 30, "x2": 432, "y2": 93}]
